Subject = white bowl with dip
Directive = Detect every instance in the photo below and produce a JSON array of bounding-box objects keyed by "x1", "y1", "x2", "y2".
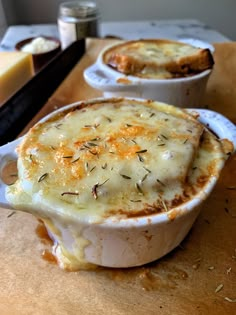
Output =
[
  {"x1": 84, "y1": 39, "x2": 214, "y2": 108},
  {"x1": 0, "y1": 97, "x2": 235, "y2": 270}
]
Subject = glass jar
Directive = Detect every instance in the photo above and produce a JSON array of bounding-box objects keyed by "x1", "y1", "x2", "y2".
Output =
[{"x1": 58, "y1": 1, "x2": 100, "y2": 49}]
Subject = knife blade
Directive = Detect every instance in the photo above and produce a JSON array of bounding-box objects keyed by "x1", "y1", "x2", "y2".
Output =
[{"x1": 0, "y1": 39, "x2": 85, "y2": 146}]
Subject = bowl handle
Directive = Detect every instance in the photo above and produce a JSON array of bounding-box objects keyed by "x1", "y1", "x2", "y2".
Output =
[
  {"x1": 0, "y1": 138, "x2": 22, "y2": 209},
  {"x1": 84, "y1": 63, "x2": 118, "y2": 88},
  {"x1": 187, "y1": 109, "x2": 236, "y2": 153}
]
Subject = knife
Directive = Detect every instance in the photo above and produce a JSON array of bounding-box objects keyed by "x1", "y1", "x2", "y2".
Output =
[{"x1": 0, "y1": 39, "x2": 85, "y2": 146}]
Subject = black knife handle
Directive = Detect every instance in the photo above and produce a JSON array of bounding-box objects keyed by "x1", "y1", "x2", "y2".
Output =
[{"x1": 0, "y1": 39, "x2": 85, "y2": 146}]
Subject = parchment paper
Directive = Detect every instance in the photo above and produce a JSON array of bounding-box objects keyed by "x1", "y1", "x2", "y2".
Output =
[{"x1": 0, "y1": 39, "x2": 235, "y2": 315}]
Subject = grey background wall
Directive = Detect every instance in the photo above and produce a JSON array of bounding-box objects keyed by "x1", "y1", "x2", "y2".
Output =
[
  {"x1": 0, "y1": 0, "x2": 6, "y2": 37},
  {"x1": 1, "y1": 0, "x2": 235, "y2": 40}
]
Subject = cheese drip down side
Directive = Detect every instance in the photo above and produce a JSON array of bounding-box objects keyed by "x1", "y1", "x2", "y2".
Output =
[{"x1": 6, "y1": 99, "x2": 226, "y2": 223}]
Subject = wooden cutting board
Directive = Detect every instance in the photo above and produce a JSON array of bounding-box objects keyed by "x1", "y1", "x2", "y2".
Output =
[{"x1": 0, "y1": 39, "x2": 235, "y2": 315}]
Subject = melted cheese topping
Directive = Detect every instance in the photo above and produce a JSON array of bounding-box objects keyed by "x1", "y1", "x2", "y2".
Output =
[
  {"x1": 109, "y1": 41, "x2": 198, "y2": 62},
  {"x1": 7, "y1": 99, "x2": 226, "y2": 222},
  {"x1": 6, "y1": 98, "x2": 229, "y2": 270},
  {"x1": 103, "y1": 40, "x2": 213, "y2": 79}
]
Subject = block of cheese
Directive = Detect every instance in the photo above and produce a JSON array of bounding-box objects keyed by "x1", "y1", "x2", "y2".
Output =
[{"x1": 0, "y1": 51, "x2": 34, "y2": 105}]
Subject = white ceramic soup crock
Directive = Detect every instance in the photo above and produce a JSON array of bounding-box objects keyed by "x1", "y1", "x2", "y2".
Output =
[
  {"x1": 0, "y1": 97, "x2": 235, "y2": 270},
  {"x1": 84, "y1": 39, "x2": 215, "y2": 108}
]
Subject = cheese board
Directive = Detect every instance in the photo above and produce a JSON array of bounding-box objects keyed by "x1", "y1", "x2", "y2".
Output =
[
  {"x1": 0, "y1": 38, "x2": 235, "y2": 315},
  {"x1": 0, "y1": 39, "x2": 85, "y2": 145}
]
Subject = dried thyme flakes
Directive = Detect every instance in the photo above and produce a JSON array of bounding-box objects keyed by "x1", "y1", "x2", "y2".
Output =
[
  {"x1": 224, "y1": 297, "x2": 236, "y2": 303},
  {"x1": 55, "y1": 123, "x2": 63, "y2": 129},
  {"x1": 61, "y1": 192, "x2": 79, "y2": 196},
  {"x1": 135, "y1": 182, "x2": 144, "y2": 195},
  {"x1": 84, "y1": 162, "x2": 89, "y2": 172},
  {"x1": 160, "y1": 134, "x2": 168, "y2": 140},
  {"x1": 135, "y1": 149, "x2": 147, "y2": 154},
  {"x1": 90, "y1": 166, "x2": 96, "y2": 173},
  {"x1": 84, "y1": 123, "x2": 100, "y2": 130},
  {"x1": 91, "y1": 179, "x2": 110, "y2": 200},
  {"x1": 137, "y1": 154, "x2": 144, "y2": 162},
  {"x1": 101, "y1": 163, "x2": 107, "y2": 169},
  {"x1": 143, "y1": 166, "x2": 151, "y2": 173},
  {"x1": 226, "y1": 186, "x2": 236, "y2": 190},
  {"x1": 120, "y1": 174, "x2": 132, "y2": 180},
  {"x1": 160, "y1": 197, "x2": 168, "y2": 212},
  {"x1": 89, "y1": 150, "x2": 99, "y2": 156},
  {"x1": 192, "y1": 258, "x2": 202, "y2": 270},
  {"x1": 7, "y1": 211, "x2": 16, "y2": 218},
  {"x1": 38, "y1": 173, "x2": 48, "y2": 182},
  {"x1": 91, "y1": 184, "x2": 99, "y2": 199},
  {"x1": 72, "y1": 157, "x2": 80, "y2": 163},
  {"x1": 156, "y1": 178, "x2": 166, "y2": 186},
  {"x1": 87, "y1": 142, "x2": 98, "y2": 147},
  {"x1": 90, "y1": 137, "x2": 101, "y2": 141},
  {"x1": 224, "y1": 207, "x2": 236, "y2": 217},
  {"x1": 215, "y1": 283, "x2": 224, "y2": 293},
  {"x1": 208, "y1": 266, "x2": 215, "y2": 271},
  {"x1": 141, "y1": 173, "x2": 149, "y2": 183},
  {"x1": 226, "y1": 267, "x2": 232, "y2": 274}
]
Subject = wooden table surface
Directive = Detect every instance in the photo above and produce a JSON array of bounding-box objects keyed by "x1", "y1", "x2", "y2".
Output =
[{"x1": 0, "y1": 39, "x2": 235, "y2": 315}]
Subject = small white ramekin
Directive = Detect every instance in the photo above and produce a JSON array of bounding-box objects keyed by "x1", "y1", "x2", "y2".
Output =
[
  {"x1": 0, "y1": 97, "x2": 235, "y2": 270},
  {"x1": 84, "y1": 39, "x2": 214, "y2": 108}
]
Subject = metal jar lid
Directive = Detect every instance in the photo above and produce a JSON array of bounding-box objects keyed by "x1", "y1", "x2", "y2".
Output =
[{"x1": 59, "y1": 1, "x2": 98, "y2": 18}]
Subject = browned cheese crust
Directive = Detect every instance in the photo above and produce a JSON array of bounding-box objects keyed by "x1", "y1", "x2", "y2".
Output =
[{"x1": 103, "y1": 39, "x2": 214, "y2": 79}]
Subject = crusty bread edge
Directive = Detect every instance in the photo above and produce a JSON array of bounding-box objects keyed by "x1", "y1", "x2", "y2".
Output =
[{"x1": 103, "y1": 39, "x2": 214, "y2": 77}]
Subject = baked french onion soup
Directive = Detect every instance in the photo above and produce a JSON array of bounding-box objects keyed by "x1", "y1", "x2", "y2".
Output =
[
  {"x1": 103, "y1": 39, "x2": 214, "y2": 79},
  {"x1": 5, "y1": 98, "x2": 232, "y2": 270}
]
